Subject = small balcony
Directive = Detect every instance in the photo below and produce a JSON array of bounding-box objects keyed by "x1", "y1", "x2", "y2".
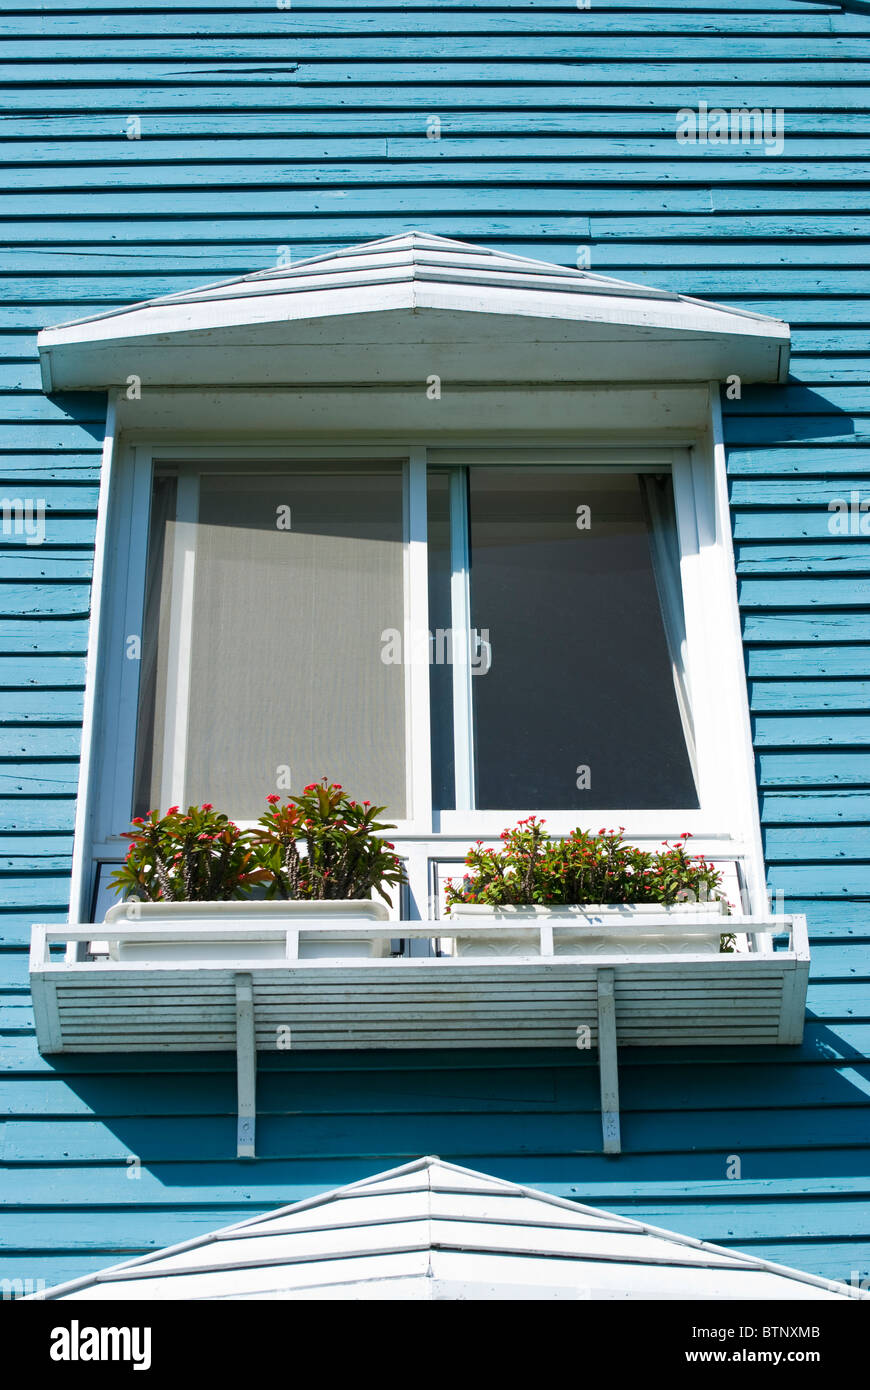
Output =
[{"x1": 30, "y1": 907, "x2": 809, "y2": 1158}]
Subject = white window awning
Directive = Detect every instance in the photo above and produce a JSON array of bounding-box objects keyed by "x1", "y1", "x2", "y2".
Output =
[
  {"x1": 37, "y1": 232, "x2": 790, "y2": 392},
  {"x1": 31, "y1": 1157, "x2": 862, "y2": 1302}
]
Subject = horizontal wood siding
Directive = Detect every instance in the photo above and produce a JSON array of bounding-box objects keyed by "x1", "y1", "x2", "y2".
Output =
[{"x1": 1, "y1": 0, "x2": 869, "y2": 1294}]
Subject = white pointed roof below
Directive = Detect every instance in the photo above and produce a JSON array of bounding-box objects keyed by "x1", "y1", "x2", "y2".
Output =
[
  {"x1": 37, "y1": 232, "x2": 788, "y2": 391},
  {"x1": 35, "y1": 1157, "x2": 861, "y2": 1302}
]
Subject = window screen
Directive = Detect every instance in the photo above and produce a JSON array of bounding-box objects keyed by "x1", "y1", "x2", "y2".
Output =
[{"x1": 133, "y1": 466, "x2": 406, "y2": 820}]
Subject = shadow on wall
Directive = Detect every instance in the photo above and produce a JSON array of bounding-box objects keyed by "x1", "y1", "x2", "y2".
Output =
[
  {"x1": 723, "y1": 380, "x2": 857, "y2": 444},
  {"x1": 40, "y1": 391, "x2": 108, "y2": 444}
]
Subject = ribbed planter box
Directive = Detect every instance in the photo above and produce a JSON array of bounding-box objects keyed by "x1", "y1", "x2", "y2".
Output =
[
  {"x1": 104, "y1": 899, "x2": 392, "y2": 962},
  {"x1": 446, "y1": 900, "x2": 729, "y2": 957}
]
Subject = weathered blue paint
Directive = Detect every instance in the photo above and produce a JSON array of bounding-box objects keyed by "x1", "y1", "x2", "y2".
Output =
[{"x1": 1, "y1": 0, "x2": 869, "y2": 1294}]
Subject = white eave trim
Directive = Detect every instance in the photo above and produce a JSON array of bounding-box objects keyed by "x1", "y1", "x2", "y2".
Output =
[{"x1": 36, "y1": 233, "x2": 790, "y2": 391}]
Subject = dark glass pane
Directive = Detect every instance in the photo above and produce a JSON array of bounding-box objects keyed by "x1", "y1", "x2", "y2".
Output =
[{"x1": 467, "y1": 468, "x2": 698, "y2": 810}]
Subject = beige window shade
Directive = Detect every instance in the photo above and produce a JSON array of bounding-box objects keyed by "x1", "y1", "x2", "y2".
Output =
[{"x1": 134, "y1": 467, "x2": 406, "y2": 821}]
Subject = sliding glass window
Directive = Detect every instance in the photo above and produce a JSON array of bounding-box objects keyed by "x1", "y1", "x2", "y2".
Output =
[
  {"x1": 428, "y1": 466, "x2": 698, "y2": 812},
  {"x1": 129, "y1": 457, "x2": 697, "y2": 835}
]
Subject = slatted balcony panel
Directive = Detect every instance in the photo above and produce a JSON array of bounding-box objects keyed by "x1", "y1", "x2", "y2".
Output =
[{"x1": 33, "y1": 918, "x2": 809, "y2": 1056}]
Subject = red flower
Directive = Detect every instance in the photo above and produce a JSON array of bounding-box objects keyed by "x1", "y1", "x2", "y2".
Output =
[
  {"x1": 167, "y1": 805, "x2": 179, "y2": 815},
  {"x1": 201, "y1": 803, "x2": 213, "y2": 811},
  {"x1": 266, "y1": 794, "x2": 281, "y2": 804}
]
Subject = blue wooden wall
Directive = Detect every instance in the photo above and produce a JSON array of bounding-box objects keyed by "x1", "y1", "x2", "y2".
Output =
[{"x1": 1, "y1": 0, "x2": 869, "y2": 1293}]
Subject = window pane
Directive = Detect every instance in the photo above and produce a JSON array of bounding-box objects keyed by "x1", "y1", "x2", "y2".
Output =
[
  {"x1": 427, "y1": 471, "x2": 455, "y2": 812},
  {"x1": 466, "y1": 467, "x2": 699, "y2": 810},
  {"x1": 133, "y1": 467, "x2": 406, "y2": 821},
  {"x1": 132, "y1": 474, "x2": 176, "y2": 819}
]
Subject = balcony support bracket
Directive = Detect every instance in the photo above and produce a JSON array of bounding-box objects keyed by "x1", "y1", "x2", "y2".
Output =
[
  {"x1": 597, "y1": 968, "x2": 622, "y2": 1154},
  {"x1": 235, "y1": 973, "x2": 257, "y2": 1159}
]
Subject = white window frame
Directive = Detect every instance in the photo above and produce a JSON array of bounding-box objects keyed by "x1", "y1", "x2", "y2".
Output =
[
  {"x1": 72, "y1": 402, "x2": 766, "y2": 927},
  {"x1": 90, "y1": 445, "x2": 430, "y2": 848}
]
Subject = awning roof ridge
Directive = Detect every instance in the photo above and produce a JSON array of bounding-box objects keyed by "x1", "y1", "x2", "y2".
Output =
[{"x1": 31, "y1": 1156, "x2": 865, "y2": 1302}]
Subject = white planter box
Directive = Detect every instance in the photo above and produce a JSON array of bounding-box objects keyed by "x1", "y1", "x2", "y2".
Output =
[
  {"x1": 103, "y1": 899, "x2": 392, "y2": 963},
  {"x1": 446, "y1": 901, "x2": 728, "y2": 957}
]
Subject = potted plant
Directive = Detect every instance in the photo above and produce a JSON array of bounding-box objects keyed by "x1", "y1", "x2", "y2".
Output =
[
  {"x1": 251, "y1": 781, "x2": 405, "y2": 906},
  {"x1": 105, "y1": 783, "x2": 406, "y2": 962},
  {"x1": 443, "y1": 819, "x2": 734, "y2": 957}
]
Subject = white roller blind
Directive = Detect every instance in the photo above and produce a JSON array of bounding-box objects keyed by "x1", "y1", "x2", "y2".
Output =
[{"x1": 134, "y1": 467, "x2": 406, "y2": 821}]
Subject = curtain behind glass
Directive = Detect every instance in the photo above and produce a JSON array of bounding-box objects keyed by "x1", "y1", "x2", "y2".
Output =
[
  {"x1": 639, "y1": 473, "x2": 699, "y2": 790},
  {"x1": 132, "y1": 475, "x2": 177, "y2": 818},
  {"x1": 427, "y1": 471, "x2": 455, "y2": 812},
  {"x1": 133, "y1": 468, "x2": 406, "y2": 821}
]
